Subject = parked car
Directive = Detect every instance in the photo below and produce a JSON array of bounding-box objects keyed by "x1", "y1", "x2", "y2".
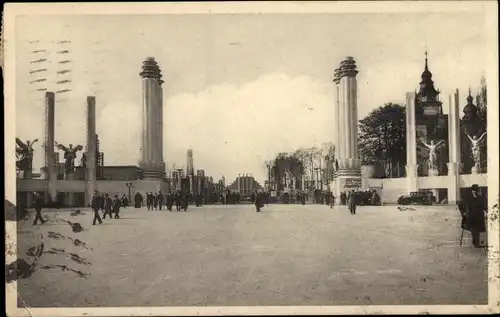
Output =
[{"x1": 397, "y1": 191, "x2": 433, "y2": 205}]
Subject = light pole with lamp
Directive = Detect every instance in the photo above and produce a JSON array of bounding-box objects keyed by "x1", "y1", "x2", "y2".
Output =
[{"x1": 126, "y1": 182, "x2": 133, "y2": 205}]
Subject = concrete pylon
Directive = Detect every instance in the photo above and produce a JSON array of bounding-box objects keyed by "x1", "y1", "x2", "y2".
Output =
[
  {"x1": 85, "y1": 96, "x2": 97, "y2": 205},
  {"x1": 139, "y1": 57, "x2": 166, "y2": 179},
  {"x1": 405, "y1": 92, "x2": 418, "y2": 192},
  {"x1": 44, "y1": 92, "x2": 57, "y2": 204},
  {"x1": 334, "y1": 57, "x2": 361, "y2": 195},
  {"x1": 446, "y1": 89, "x2": 462, "y2": 204}
]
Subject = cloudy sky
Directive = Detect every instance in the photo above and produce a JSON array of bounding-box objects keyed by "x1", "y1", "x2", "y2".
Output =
[{"x1": 15, "y1": 10, "x2": 489, "y2": 184}]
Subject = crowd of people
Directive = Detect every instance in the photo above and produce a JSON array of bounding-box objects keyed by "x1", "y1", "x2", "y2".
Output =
[{"x1": 90, "y1": 191, "x2": 128, "y2": 225}]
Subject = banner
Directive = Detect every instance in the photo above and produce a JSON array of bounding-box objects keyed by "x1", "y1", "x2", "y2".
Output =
[{"x1": 344, "y1": 178, "x2": 361, "y2": 188}]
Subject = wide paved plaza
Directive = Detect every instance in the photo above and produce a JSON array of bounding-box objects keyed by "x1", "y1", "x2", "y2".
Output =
[{"x1": 15, "y1": 204, "x2": 488, "y2": 307}]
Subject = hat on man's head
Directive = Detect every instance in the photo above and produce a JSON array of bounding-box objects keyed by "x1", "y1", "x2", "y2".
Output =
[{"x1": 471, "y1": 184, "x2": 479, "y2": 191}]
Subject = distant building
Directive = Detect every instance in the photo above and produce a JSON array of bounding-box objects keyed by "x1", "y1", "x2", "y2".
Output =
[
  {"x1": 187, "y1": 149, "x2": 194, "y2": 176},
  {"x1": 228, "y1": 174, "x2": 263, "y2": 195}
]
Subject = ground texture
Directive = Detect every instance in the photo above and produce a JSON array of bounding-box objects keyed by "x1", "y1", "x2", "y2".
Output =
[{"x1": 14, "y1": 204, "x2": 488, "y2": 307}]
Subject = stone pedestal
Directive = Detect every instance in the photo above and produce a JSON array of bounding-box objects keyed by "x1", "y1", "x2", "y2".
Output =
[
  {"x1": 428, "y1": 168, "x2": 439, "y2": 177},
  {"x1": 471, "y1": 166, "x2": 480, "y2": 174},
  {"x1": 65, "y1": 173, "x2": 76, "y2": 206}
]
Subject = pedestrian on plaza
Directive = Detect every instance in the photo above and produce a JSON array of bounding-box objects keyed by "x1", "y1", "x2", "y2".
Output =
[
  {"x1": 156, "y1": 191, "x2": 164, "y2": 210},
  {"x1": 32, "y1": 192, "x2": 46, "y2": 225},
  {"x1": 91, "y1": 191, "x2": 103, "y2": 225},
  {"x1": 175, "y1": 191, "x2": 181, "y2": 211},
  {"x1": 347, "y1": 190, "x2": 357, "y2": 215},
  {"x1": 134, "y1": 192, "x2": 142, "y2": 208},
  {"x1": 255, "y1": 192, "x2": 263, "y2": 212},
  {"x1": 182, "y1": 192, "x2": 189, "y2": 211},
  {"x1": 113, "y1": 194, "x2": 122, "y2": 219},
  {"x1": 340, "y1": 192, "x2": 346, "y2": 205},
  {"x1": 330, "y1": 193, "x2": 335, "y2": 208},
  {"x1": 121, "y1": 194, "x2": 128, "y2": 208},
  {"x1": 146, "y1": 192, "x2": 152, "y2": 211},
  {"x1": 166, "y1": 192, "x2": 173, "y2": 211},
  {"x1": 102, "y1": 194, "x2": 114, "y2": 219},
  {"x1": 459, "y1": 184, "x2": 487, "y2": 248}
]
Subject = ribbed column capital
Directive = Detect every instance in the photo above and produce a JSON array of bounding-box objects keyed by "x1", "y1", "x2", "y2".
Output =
[{"x1": 338, "y1": 56, "x2": 358, "y2": 78}]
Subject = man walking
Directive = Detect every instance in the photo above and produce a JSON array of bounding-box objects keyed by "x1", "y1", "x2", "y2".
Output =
[
  {"x1": 157, "y1": 191, "x2": 164, "y2": 211},
  {"x1": 91, "y1": 191, "x2": 103, "y2": 225},
  {"x1": 347, "y1": 190, "x2": 357, "y2": 215},
  {"x1": 113, "y1": 194, "x2": 122, "y2": 219},
  {"x1": 460, "y1": 184, "x2": 487, "y2": 248},
  {"x1": 102, "y1": 193, "x2": 114, "y2": 219},
  {"x1": 166, "y1": 192, "x2": 173, "y2": 211},
  {"x1": 255, "y1": 191, "x2": 263, "y2": 212},
  {"x1": 33, "y1": 192, "x2": 46, "y2": 225}
]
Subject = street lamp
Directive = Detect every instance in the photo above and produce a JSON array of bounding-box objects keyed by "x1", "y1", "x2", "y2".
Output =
[{"x1": 125, "y1": 182, "x2": 133, "y2": 203}]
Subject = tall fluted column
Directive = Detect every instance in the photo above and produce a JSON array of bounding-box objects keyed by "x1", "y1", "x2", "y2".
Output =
[
  {"x1": 405, "y1": 92, "x2": 418, "y2": 192},
  {"x1": 334, "y1": 57, "x2": 361, "y2": 195},
  {"x1": 332, "y1": 68, "x2": 341, "y2": 194},
  {"x1": 139, "y1": 57, "x2": 166, "y2": 179},
  {"x1": 44, "y1": 92, "x2": 57, "y2": 204},
  {"x1": 85, "y1": 96, "x2": 97, "y2": 205},
  {"x1": 446, "y1": 90, "x2": 461, "y2": 204}
]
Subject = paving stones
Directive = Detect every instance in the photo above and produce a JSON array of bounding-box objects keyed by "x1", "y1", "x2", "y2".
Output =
[{"x1": 15, "y1": 205, "x2": 488, "y2": 307}]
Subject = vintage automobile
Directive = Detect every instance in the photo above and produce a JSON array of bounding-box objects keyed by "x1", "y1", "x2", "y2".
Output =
[{"x1": 397, "y1": 191, "x2": 433, "y2": 205}]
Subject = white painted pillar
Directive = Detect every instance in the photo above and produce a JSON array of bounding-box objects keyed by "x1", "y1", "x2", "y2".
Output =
[
  {"x1": 446, "y1": 90, "x2": 462, "y2": 204},
  {"x1": 85, "y1": 96, "x2": 97, "y2": 205},
  {"x1": 405, "y1": 92, "x2": 418, "y2": 192}
]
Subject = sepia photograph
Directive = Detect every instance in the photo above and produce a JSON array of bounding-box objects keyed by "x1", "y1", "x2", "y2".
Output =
[{"x1": 4, "y1": 1, "x2": 499, "y2": 316}]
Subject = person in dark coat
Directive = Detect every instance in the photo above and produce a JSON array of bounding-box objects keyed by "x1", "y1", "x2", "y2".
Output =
[
  {"x1": 347, "y1": 190, "x2": 357, "y2": 215},
  {"x1": 121, "y1": 194, "x2": 128, "y2": 208},
  {"x1": 166, "y1": 192, "x2": 174, "y2": 211},
  {"x1": 113, "y1": 195, "x2": 122, "y2": 219},
  {"x1": 134, "y1": 192, "x2": 142, "y2": 208},
  {"x1": 182, "y1": 192, "x2": 189, "y2": 211},
  {"x1": 340, "y1": 192, "x2": 347, "y2": 205},
  {"x1": 175, "y1": 191, "x2": 182, "y2": 211},
  {"x1": 33, "y1": 192, "x2": 46, "y2": 225},
  {"x1": 103, "y1": 194, "x2": 114, "y2": 219},
  {"x1": 330, "y1": 193, "x2": 335, "y2": 208},
  {"x1": 91, "y1": 191, "x2": 103, "y2": 225},
  {"x1": 156, "y1": 191, "x2": 164, "y2": 210},
  {"x1": 459, "y1": 184, "x2": 487, "y2": 247},
  {"x1": 147, "y1": 192, "x2": 154, "y2": 211},
  {"x1": 255, "y1": 192, "x2": 263, "y2": 212}
]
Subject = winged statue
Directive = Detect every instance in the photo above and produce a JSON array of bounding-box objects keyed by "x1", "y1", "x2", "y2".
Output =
[
  {"x1": 55, "y1": 142, "x2": 84, "y2": 173},
  {"x1": 16, "y1": 138, "x2": 38, "y2": 173}
]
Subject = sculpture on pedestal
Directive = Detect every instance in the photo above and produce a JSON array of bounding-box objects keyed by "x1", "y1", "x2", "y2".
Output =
[
  {"x1": 55, "y1": 142, "x2": 84, "y2": 173},
  {"x1": 16, "y1": 138, "x2": 38, "y2": 175},
  {"x1": 420, "y1": 139, "x2": 444, "y2": 171},
  {"x1": 467, "y1": 132, "x2": 487, "y2": 169}
]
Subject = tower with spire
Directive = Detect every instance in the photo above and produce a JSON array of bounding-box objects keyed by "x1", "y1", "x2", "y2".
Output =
[
  {"x1": 414, "y1": 51, "x2": 449, "y2": 176},
  {"x1": 416, "y1": 51, "x2": 443, "y2": 115}
]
